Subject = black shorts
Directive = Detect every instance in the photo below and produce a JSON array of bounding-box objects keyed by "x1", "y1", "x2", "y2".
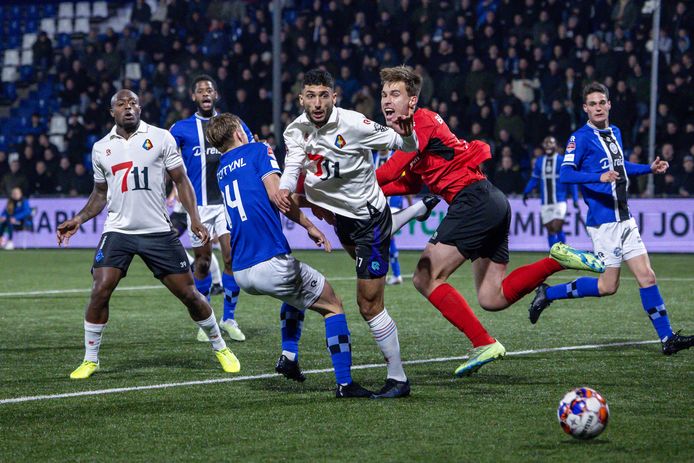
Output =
[
  {"x1": 92, "y1": 231, "x2": 191, "y2": 279},
  {"x1": 430, "y1": 179, "x2": 511, "y2": 264},
  {"x1": 335, "y1": 206, "x2": 392, "y2": 279}
]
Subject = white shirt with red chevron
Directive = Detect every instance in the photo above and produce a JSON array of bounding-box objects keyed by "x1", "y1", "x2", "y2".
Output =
[{"x1": 92, "y1": 120, "x2": 182, "y2": 234}]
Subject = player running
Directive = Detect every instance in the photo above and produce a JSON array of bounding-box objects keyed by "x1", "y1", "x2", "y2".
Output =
[
  {"x1": 375, "y1": 66, "x2": 604, "y2": 376},
  {"x1": 274, "y1": 69, "x2": 420, "y2": 398},
  {"x1": 58, "y1": 89, "x2": 240, "y2": 379},
  {"x1": 522, "y1": 136, "x2": 579, "y2": 248},
  {"x1": 529, "y1": 82, "x2": 694, "y2": 355},
  {"x1": 206, "y1": 112, "x2": 373, "y2": 398}
]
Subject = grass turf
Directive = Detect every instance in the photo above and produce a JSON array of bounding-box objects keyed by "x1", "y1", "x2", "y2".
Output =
[{"x1": 0, "y1": 250, "x2": 692, "y2": 462}]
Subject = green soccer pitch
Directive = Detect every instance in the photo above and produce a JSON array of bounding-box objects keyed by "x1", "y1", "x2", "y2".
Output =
[{"x1": 1, "y1": 249, "x2": 692, "y2": 462}]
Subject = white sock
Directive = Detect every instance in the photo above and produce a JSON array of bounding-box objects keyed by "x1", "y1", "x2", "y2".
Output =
[
  {"x1": 391, "y1": 201, "x2": 428, "y2": 235},
  {"x1": 84, "y1": 320, "x2": 106, "y2": 363},
  {"x1": 367, "y1": 308, "x2": 407, "y2": 382},
  {"x1": 196, "y1": 313, "x2": 227, "y2": 351},
  {"x1": 282, "y1": 350, "x2": 297, "y2": 361},
  {"x1": 210, "y1": 253, "x2": 222, "y2": 285}
]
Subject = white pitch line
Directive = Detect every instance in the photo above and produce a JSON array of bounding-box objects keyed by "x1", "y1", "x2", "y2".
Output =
[
  {"x1": 2, "y1": 274, "x2": 693, "y2": 298},
  {"x1": 0, "y1": 339, "x2": 659, "y2": 405}
]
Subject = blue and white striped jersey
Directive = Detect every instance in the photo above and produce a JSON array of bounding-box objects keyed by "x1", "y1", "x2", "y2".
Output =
[
  {"x1": 170, "y1": 112, "x2": 253, "y2": 206},
  {"x1": 524, "y1": 153, "x2": 578, "y2": 205},
  {"x1": 561, "y1": 124, "x2": 629, "y2": 227}
]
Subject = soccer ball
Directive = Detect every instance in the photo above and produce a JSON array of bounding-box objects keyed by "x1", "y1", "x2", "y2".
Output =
[{"x1": 557, "y1": 387, "x2": 609, "y2": 439}]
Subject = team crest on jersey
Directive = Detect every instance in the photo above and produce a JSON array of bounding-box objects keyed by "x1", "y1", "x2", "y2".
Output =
[
  {"x1": 335, "y1": 134, "x2": 346, "y2": 148},
  {"x1": 566, "y1": 136, "x2": 576, "y2": 153},
  {"x1": 142, "y1": 139, "x2": 154, "y2": 150},
  {"x1": 609, "y1": 143, "x2": 618, "y2": 154}
]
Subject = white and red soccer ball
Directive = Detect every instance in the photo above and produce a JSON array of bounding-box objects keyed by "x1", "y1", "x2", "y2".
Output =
[{"x1": 557, "y1": 387, "x2": 610, "y2": 439}]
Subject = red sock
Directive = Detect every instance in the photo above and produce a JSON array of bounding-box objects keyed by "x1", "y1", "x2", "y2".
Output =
[
  {"x1": 428, "y1": 283, "x2": 495, "y2": 347},
  {"x1": 501, "y1": 257, "x2": 563, "y2": 304}
]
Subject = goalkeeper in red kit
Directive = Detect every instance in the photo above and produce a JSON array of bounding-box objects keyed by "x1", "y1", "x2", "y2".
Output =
[{"x1": 376, "y1": 66, "x2": 605, "y2": 376}]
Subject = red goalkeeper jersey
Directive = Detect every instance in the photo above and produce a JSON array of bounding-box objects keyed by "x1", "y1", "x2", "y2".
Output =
[{"x1": 376, "y1": 108, "x2": 490, "y2": 204}]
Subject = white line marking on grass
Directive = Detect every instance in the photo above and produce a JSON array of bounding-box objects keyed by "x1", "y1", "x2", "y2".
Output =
[
  {"x1": 2, "y1": 274, "x2": 693, "y2": 298},
  {"x1": 0, "y1": 340, "x2": 659, "y2": 405}
]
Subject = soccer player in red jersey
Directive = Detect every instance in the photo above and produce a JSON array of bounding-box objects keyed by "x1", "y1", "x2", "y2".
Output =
[{"x1": 376, "y1": 66, "x2": 605, "y2": 376}]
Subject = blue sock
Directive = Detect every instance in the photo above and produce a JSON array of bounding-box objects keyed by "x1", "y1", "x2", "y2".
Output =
[
  {"x1": 389, "y1": 240, "x2": 401, "y2": 277},
  {"x1": 546, "y1": 277, "x2": 600, "y2": 301},
  {"x1": 222, "y1": 272, "x2": 240, "y2": 321},
  {"x1": 280, "y1": 303, "x2": 304, "y2": 360},
  {"x1": 325, "y1": 314, "x2": 352, "y2": 385},
  {"x1": 640, "y1": 285, "x2": 673, "y2": 342},
  {"x1": 194, "y1": 274, "x2": 212, "y2": 301},
  {"x1": 547, "y1": 233, "x2": 560, "y2": 248},
  {"x1": 557, "y1": 231, "x2": 566, "y2": 243}
]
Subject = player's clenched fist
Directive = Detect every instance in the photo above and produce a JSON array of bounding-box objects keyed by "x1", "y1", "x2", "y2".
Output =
[{"x1": 651, "y1": 156, "x2": 669, "y2": 174}]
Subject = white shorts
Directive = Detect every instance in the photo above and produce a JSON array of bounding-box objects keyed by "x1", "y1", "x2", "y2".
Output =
[
  {"x1": 540, "y1": 202, "x2": 567, "y2": 224},
  {"x1": 188, "y1": 205, "x2": 229, "y2": 248},
  {"x1": 587, "y1": 218, "x2": 647, "y2": 268},
  {"x1": 233, "y1": 254, "x2": 326, "y2": 309}
]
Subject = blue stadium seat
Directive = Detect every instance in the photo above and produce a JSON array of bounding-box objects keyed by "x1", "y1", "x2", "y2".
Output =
[
  {"x1": 8, "y1": 19, "x2": 21, "y2": 35},
  {"x1": 37, "y1": 82, "x2": 53, "y2": 98},
  {"x1": 42, "y1": 4, "x2": 57, "y2": 17},
  {"x1": 3, "y1": 82, "x2": 16, "y2": 101},
  {"x1": 56, "y1": 33, "x2": 71, "y2": 48},
  {"x1": 25, "y1": 19, "x2": 39, "y2": 33},
  {"x1": 82, "y1": 152, "x2": 93, "y2": 171},
  {"x1": 86, "y1": 134, "x2": 99, "y2": 148},
  {"x1": 25, "y1": 5, "x2": 39, "y2": 19},
  {"x1": 9, "y1": 5, "x2": 22, "y2": 19},
  {"x1": 6, "y1": 34, "x2": 20, "y2": 49},
  {"x1": 19, "y1": 66, "x2": 33, "y2": 82}
]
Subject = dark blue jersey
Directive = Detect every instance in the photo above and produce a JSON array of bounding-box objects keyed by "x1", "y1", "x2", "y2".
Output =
[
  {"x1": 217, "y1": 142, "x2": 291, "y2": 271},
  {"x1": 170, "y1": 113, "x2": 253, "y2": 206},
  {"x1": 524, "y1": 153, "x2": 578, "y2": 205},
  {"x1": 561, "y1": 124, "x2": 629, "y2": 226}
]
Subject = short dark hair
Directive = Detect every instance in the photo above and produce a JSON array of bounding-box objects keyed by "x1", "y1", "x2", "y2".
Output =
[
  {"x1": 302, "y1": 69, "x2": 334, "y2": 89},
  {"x1": 582, "y1": 82, "x2": 609, "y2": 102},
  {"x1": 190, "y1": 74, "x2": 217, "y2": 93}
]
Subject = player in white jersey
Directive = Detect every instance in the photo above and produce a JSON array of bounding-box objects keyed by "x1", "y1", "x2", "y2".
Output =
[
  {"x1": 275, "y1": 69, "x2": 418, "y2": 398},
  {"x1": 57, "y1": 89, "x2": 240, "y2": 379}
]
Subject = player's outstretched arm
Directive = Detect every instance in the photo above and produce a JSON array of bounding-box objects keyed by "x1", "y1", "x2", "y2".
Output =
[
  {"x1": 265, "y1": 173, "x2": 331, "y2": 252},
  {"x1": 559, "y1": 164, "x2": 614, "y2": 184},
  {"x1": 168, "y1": 165, "x2": 209, "y2": 245},
  {"x1": 57, "y1": 181, "x2": 108, "y2": 247}
]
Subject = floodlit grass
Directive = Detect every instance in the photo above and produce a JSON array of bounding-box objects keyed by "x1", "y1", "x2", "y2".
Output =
[{"x1": 1, "y1": 250, "x2": 692, "y2": 462}]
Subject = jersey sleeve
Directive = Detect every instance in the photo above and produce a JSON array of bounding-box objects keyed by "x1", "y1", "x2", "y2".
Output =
[
  {"x1": 256, "y1": 144, "x2": 282, "y2": 180},
  {"x1": 278, "y1": 125, "x2": 306, "y2": 192},
  {"x1": 562, "y1": 134, "x2": 581, "y2": 168},
  {"x1": 352, "y1": 115, "x2": 418, "y2": 153},
  {"x1": 240, "y1": 119, "x2": 254, "y2": 142},
  {"x1": 169, "y1": 122, "x2": 184, "y2": 149},
  {"x1": 523, "y1": 158, "x2": 542, "y2": 194},
  {"x1": 92, "y1": 145, "x2": 106, "y2": 183},
  {"x1": 162, "y1": 131, "x2": 184, "y2": 170}
]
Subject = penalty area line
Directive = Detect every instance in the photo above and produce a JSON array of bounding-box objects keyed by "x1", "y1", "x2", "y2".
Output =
[{"x1": 0, "y1": 339, "x2": 659, "y2": 405}]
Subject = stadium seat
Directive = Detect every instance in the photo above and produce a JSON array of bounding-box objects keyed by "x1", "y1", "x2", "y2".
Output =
[
  {"x1": 49, "y1": 114, "x2": 67, "y2": 135},
  {"x1": 92, "y1": 2, "x2": 108, "y2": 19},
  {"x1": 49, "y1": 134, "x2": 66, "y2": 152},
  {"x1": 9, "y1": 5, "x2": 22, "y2": 19},
  {"x1": 125, "y1": 62, "x2": 142, "y2": 81},
  {"x1": 40, "y1": 18, "x2": 57, "y2": 38},
  {"x1": 75, "y1": 2, "x2": 91, "y2": 18},
  {"x1": 43, "y1": 4, "x2": 57, "y2": 17},
  {"x1": 22, "y1": 33, "x2": 37, "y2": 50},
  {"x1": 25, "y1": 5, "x2": 39, "y2": 19},
  {"x1": 19, "y1": 66, "x2": 33, "y2": 82},
  {"x1": 57, "y1": 18, "x2": 73, "y2": 35},
  {"x1": 5, "y1": 35, "x2": 21, "y2": 49},
  {"x1": 25, "y1": 19, "x2": 39, "y2": 34},
  {"x1": 74, "y1": 18, "x2": 90, "y2": 34},
  {"x1": 58, "y1": 2, "x2": 74, "y2": 19},
  {"x1": 8, "y1": 19, "x2": 21, "y2": 35},
  {"x1": 20, "y1": 50, "x2": 33, "y2": 66},
  {"x1": 1, "y1": 66, "x2": 18, "y2": 83},
  {"x1": 3, "y1": 50, "x2": 20, "y2": 67},
  {"x1": 56, "y1": 33, "x2": 72, "y2": 48},
  {"x1": 4, "y1": 83, "x2": 17, "y2": 101}
]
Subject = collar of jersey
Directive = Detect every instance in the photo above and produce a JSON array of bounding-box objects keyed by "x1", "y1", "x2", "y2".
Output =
[
  {"x1": 299, "y1": 107, "x2": 339, "y2": 129},
  {"x1": 194, "y1": 111, "x2": 218, "y2": 121},
  {"x1": 109, "y1": 120, "x2": 149, "y2": 139},
  {"x1": 586, "y1": 121, "x2": 612, "y2": 133}
]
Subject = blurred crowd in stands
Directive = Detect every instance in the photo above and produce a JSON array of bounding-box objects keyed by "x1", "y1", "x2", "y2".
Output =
[{"x1": 0, "y1": 0, "x2": 693, "y2": 200}]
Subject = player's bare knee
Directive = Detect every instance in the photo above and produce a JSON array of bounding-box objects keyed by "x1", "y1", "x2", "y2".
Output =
[
  {"x1": 195, "y1": 256, "x2": 211, "y2": 275},
  {"x1": 412, "y1": 267, "x2": 433, "y2": 295},
  {"x1": 637, "y1": 268, "x2": 657, "y2": 288},
  {"x1": 599, "y1": 278, "x2": 619, "y2": 296}
]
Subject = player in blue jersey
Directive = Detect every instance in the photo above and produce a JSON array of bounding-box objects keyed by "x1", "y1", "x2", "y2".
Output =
[
  {"x1": 373, "y1": 149, "x2": 410, "y2": 285},
  {"x1": 170, "y1": 75, "x2": 256, "y2": 342},
  {"x1": 523, "y1": 136, "x2": 579, "y2": 248},
  {"x1": 205, "y1": 112, "x2": 374, "y2": 397},
  {"x1": 529, "y1": 82, "x2": 694, "y2": 355}
]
